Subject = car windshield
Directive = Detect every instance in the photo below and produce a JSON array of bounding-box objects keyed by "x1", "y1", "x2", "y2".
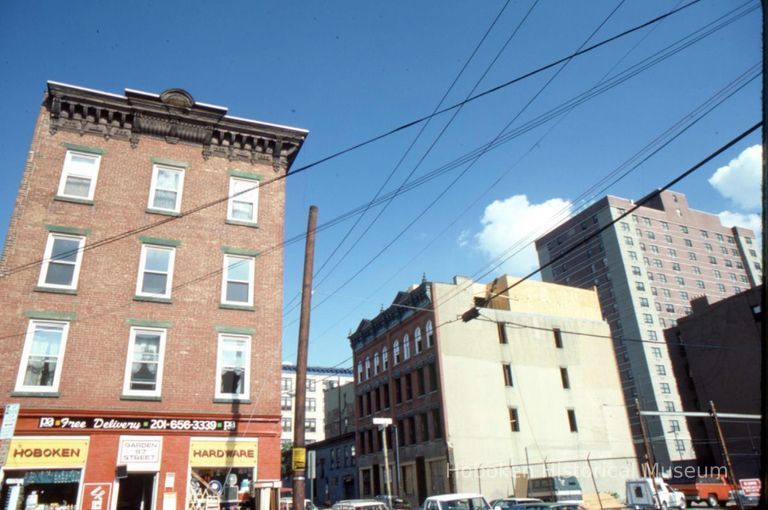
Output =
[{"x1": 443, "y1": 498, "x2": 490, "y2": 510}]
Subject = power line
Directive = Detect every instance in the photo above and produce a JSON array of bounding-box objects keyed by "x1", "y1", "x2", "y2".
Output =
[
  {"x1": 1, "y1": 0, "x2": 706, "y2": 280},
  {"x1": 308, "y1": 0, "x2": 540, "y2": 297},
  {"x1": 434, "y1": 4, "x2": 759, "y2": 306},
  {"x1": 285, "y1": 0, "x2": 522, "y2": 313},
  {"x1": 463, "y1": 122, "x2": 763, "y2": 321},
  {"x1": 285, "y1": 0, "x2": 629, "y2": 331},
  {"x1": 474, "y1": 314, "x2": 761, "y2": 353},
  {"x1": 305, "y1": 13, "x2": 759, "y2": 333},
  {"x1": 282, "y1": 0, "x2": 704, "y2": 179},
  {"x1": 279, "y1": 4, "x2": 757, "y2": 349},
  {"x1": 3, "y1": 56, "x2": 752, "y2": 347}
]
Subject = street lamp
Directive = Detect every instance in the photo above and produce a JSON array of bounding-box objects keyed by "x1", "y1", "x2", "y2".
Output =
[{"x1": 373, "y1": 417, "x2": 393, "y2": 503}]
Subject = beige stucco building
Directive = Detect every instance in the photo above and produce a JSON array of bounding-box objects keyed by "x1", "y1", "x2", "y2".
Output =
[{"x1": 350, "y1": 275, "x2": 637, "y2": 504}]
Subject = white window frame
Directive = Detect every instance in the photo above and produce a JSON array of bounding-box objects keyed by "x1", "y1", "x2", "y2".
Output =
[
  {"x1": 414, "y1": 327, "x2": 422, "y2": 354},
  {"x1": 425, "y1": 321, "x2": 434, "y2": 347},
  {"x1": 15, "y1": 320, "x2": 70, "y2": 393},
  {"x1": 37, "y1": 233, "x2": 85, "y2": 290},
  {"x1": 403, "y1": 334, "x2": 411, "y2": 360},
  {"x1": 122, "y1": 327, "x2": 167, "y2": 397},
  {"x1": 56, "y1": 150, "x2": 101, "y2": 201},
  {"x1": 227, "y1": 177, "x2": 259, "y2": 224},
  {"x1": 215, "y1": 333, "x2": 251, "y2": 400},
  {"x1": 221, "y1": 255, "x2": 255, "y2": 306},
  {"x1": 135, "y1": 245, "x2": 176, "y2": 299},
  {"x1": 148, "y1": 164, "x2": 185, "y2": 213}
]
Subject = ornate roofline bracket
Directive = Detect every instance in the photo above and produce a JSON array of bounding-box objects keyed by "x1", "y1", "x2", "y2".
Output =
[{"x1": 45, "y1": 82, "x2": 307, "y2": 169}]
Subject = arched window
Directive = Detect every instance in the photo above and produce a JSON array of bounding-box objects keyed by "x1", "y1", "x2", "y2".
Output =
[
  {"x1": 382, "y1": 346, "x2": 389, "y2": 370},
  {"x1": 403, "y1": 334, "x2": 411, "y2": 360},
  {"x1": 393, "y1": 340, "x2": 401, "y2": 365},
  {"x1": 357, "y1": 362, "x2": 363, "y2": 382},
  {"x1": 373, "y1": 352, "x2": 380, "y2": 375},
  {"x1": 365, "y1": 357, "x2": 371, "y2": 380},
  {"x1": 414, "y1": 327, "x2": 422, "y2": 354},
  {"x1": 426, "y1": 320, "x2": 434, "y2": 348}
]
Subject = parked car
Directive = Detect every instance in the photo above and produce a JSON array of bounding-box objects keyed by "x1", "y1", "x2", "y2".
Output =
[
  {"x1": 422, "y1": 493, "x2": 493, "y2": 510},
  {"x1": 332, "y1": 500, "x2": 390, "y2": 510},
  {"x1": 281, "y1": 498, "x2": 319, "y2": 510},
  {"x1": 668, "y1": 474, "x2": 736, "y2": 507},
  {"x1": 526, "y1": 477, "x2": 582, "y2": 504},
  {"x1": 490, "y1": 498, "x2": 543, "y2": 510},
  {"x1": 374, "y1": 495, "x2": 411, "y2": 510},
  {"x1": 626, "y1": 478, "x2": 685, "y2": 509},
  {"x1": 510, "y1": 504, "x2": 584, "y2": 510}
]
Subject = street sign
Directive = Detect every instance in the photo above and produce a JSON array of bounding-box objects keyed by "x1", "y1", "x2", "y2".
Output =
[
  {"x1": 0, "y1": 404, "x2": 20, "y2": 440},
  {"x1": 0, "y1": 441, "x2": 10, "y2": 466},
  {"x1": 292, "y1": 447, "x2": 306, "y2": 470},
  {"x1": 373, "y1": 417, "x2": 393, "y2": 426},
  {"x1": 307, "y1": 450, "x2": 316, "y2": 480},
  {"x1": 740, "y1": 478, "x2": 761, "y2": 497}
]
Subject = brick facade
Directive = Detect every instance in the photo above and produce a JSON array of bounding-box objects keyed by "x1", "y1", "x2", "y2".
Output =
[{"x1": 0, "y1": 82, "x2": 306, "y2": 510}]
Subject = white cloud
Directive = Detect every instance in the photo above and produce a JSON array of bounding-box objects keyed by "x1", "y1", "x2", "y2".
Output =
[
  {"x1": 456, "y1": 229, "x2": 470, "y2": 248},
  {"x1": 708, "y1": 144, "x2": 762, "y2": 210},
  {"x1": 475, "y1": 194, "x2": 572, "y2": 275},
  {"x1": 718, "y1": 210, "x2": 762, "y2": 245}
]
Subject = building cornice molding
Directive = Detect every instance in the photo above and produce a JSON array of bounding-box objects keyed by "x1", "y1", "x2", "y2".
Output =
[{"x1": 45, "y1": 81, "x2": 307, "y2": 171}]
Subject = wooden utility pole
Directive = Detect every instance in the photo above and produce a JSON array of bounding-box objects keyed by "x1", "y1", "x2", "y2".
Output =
[
  {"x1": 586, "y1": 454, "x2": 604, "y2": 510},
  {"x1": 292, "y1": 206, "x2": 318, "y2": 510},
  {"x1": 760, "y1": 3, "x2": 767, "y2": 507},
  {"x1": 710, "y1": 401, "x2": 744, "y2": 510},
  {"x1": 635, "y1": 399, "x2": 662, "y2": 509},
  {"x1": 635, "y1": 399, "x2": 655, "y2": 475}
]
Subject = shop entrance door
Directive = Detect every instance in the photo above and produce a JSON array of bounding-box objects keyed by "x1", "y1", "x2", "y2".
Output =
[{"x1": 117, "y1": 473, "x2": 156, "y2": 510}]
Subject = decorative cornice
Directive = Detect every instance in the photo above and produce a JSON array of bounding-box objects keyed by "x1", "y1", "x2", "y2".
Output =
[
  {"x1": 46, "y1": 81, "x2": 307, "y2": 170},
  {"x1": 349, "y1": 282, "x2": 433, "y2": 350}
]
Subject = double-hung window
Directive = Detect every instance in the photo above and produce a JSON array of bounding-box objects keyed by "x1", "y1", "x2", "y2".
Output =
[
  {"x1": 221, "y1": 255, "x2": 255, "y2": 306},
  {"x1": 123, "y1": 327, "x2": 166, "y2": 397},
  {"x1": 148, "y1": 164, "x2": 184, "y2": 213},
  {"x1": 38, "y1": 233, "x2": 85, "y2": 290},
  {"x1": 57, "y1": 151, "x2": 101, "y2": 200},
  {"x1": 216, "y1": 334, "x2": 251, "y2": 400},
  {"x1": 227, "y1": 177, "x2": 259, "y2": 224},
  {"x1": 16, "y1": 320, "x2": 69, "y2": 393},
  {"x1": 136, "y1": 245, "x2": 175, "y2": 299}
]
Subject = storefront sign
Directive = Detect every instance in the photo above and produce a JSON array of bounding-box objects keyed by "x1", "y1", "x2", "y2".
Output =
[
  {"x1": 189, "y1": 438, "x2": 258, "y2": 468},
  {"x1": 118, "y1": 436, "x2": 162, "y2": 471},
  {"x1": 38, "y1": 416, "x2": 236, "y2": 432},
  {"x1": 1, "y1": 404, "x2": 20, "y2": 440},
  {"x1": 82, "y1": 483, "x2": 112, "y2": 510},
  {"x1": 5, "y1": 437, "x2": 89, "y2": 468}
]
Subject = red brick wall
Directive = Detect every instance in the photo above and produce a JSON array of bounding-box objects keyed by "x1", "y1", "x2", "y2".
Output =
[{"x1": 0, "y1": 100, "x2": 285, "y2": 479}]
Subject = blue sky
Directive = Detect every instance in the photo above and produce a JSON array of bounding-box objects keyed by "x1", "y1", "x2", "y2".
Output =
[{"x1": 0, "y1": 1, "x2": 762, "y2": 367}]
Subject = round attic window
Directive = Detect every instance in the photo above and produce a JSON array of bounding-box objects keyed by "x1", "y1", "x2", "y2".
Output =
[{"x1": 160, "y1": 89, "x2": 195, "y2": 109}]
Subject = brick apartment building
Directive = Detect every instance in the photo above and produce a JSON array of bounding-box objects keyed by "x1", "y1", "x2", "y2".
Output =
[
  {"x1": 535, "y1": 190, "x2": 762, "y2": 467},
  {"x1": 665, "y1": 287, "x2": 763, "y2": 478},
  {"x1": 0, "y1": 82, "x2": 306, "y2": 510},
  {"x1": 349, "y1": 275, "x2": 636, "y2": 506}
]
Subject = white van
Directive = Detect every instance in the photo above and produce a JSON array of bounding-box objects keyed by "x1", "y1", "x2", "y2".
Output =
[{"x1": 626, "y1": 478, "x2": 685, "y2": 509}]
